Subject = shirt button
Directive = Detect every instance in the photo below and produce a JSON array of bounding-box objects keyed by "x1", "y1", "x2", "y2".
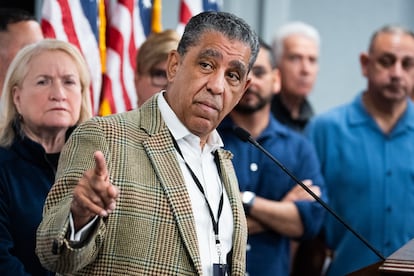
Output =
[
  {"x1": 386, "y1": 170, "x2": 392, "y2": 176},
  {"x1": 250, "y1": 163, "x2": 258, "y2": 172},
  {"x1": 246, "y1": 243, "x2": 251, "y2": 251}
]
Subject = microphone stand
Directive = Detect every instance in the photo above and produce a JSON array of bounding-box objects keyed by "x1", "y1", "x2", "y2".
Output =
[{"x1": 233, "y1": 127, "x2": 385, "y2": 261}]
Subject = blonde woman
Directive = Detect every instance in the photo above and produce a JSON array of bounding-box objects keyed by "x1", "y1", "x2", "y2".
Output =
[{"x1": 0, "y1": 39, "x2": 92, "y2": 276}]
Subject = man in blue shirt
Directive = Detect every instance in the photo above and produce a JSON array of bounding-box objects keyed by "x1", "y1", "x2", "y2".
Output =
[
  {"x1": 218, "y1": 39, "x2": 326, "y2": 276},
  {"x1": 306, "y1": 25, "x2": 414, "y2": 275}
]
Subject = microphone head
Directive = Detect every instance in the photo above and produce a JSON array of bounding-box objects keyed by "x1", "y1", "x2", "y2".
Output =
[{"x1": 233, "y1": 127, "x2": 251, "y2": 142}]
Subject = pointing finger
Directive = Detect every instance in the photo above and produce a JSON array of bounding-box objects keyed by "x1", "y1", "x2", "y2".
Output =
[{"x1": 94, "y1": 151, "x2": 108, "y2": 178}]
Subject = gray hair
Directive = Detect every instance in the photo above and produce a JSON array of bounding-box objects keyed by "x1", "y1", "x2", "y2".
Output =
[
  {"x1": 177, "y1": 11, "x2": 259, "y2": 72},
  {"x1": 368, "y1": 24, "x2": 414, "y2": 53},
  {"x1": 272, "y1": 21, "x2": 320, "y2": 64},
  {"x1": 0, "y1": 39, "x2": 93, "y2": 147}
]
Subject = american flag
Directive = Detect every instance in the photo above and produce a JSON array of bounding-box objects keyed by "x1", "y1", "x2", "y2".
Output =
[
  {"x1": 99, "y1": 0, "x2": 136, "y2": 115},
  {"x1": 99, "y1": 0, "x2": 162, "y2": 115},
  {"x1": 41, "y1": 0, "x2": 103, "y2": 114},
  {"x1": 41, "y1": 0, "x2": 220, "y2": 116},
  {"x1": 177, "y1": 0, "x2": 222, "y2": 36},
  {"x1": 41, "y1": 0, "x2": 161, "y2": 116}
]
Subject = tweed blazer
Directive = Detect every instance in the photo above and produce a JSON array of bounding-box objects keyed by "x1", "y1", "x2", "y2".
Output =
[{"x1": 36, "y1": 94, "x2": 247, "y2": 275}]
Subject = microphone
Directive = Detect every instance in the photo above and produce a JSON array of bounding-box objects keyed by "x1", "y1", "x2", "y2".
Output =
[{"x1": 233, "y1": 126, "x2": 385, "y2": 261}]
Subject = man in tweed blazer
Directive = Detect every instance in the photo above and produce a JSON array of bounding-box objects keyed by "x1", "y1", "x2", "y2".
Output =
[{"x1": 36, "y1": 11, "x2": 259, "y2": 275}]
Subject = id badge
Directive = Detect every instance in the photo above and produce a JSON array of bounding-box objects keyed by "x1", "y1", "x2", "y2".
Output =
[{"x1": 213, "y1": 263, "x2": 228, "y2": 276}]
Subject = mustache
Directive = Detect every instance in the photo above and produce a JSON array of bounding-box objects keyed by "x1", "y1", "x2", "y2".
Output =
[
  {"x1": 243, "y1": 89, "x2": 265, "y2": 101},
  {"x1": 383, "y1": 82, "x2": 405, "y2": 92},
  {"x1": 235, "y1": 89, "x2": 273, "y2": 114},
  {"x1": 244, "y1": 88, "x2": 257, "y2": 96}
]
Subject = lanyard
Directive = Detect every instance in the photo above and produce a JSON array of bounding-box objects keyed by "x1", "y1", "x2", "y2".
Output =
[{"x1": 170, "y1": 135, "x2": 225, "y2": 263}]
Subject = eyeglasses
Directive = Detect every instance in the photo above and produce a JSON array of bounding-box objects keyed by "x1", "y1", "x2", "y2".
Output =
[
  {"x1": 149, "y1": 68, "x2": 168, "y2": 87},
  {"x1": 250, "y1": 66, "x2": 271, "y2": 78}
]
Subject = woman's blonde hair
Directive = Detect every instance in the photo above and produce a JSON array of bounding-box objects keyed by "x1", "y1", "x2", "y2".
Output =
[
  {"x1": 136, "y1": 29, "x2": 180, "y2": 75},
  {"x1": 0, "y1": 38, "x2": 92, "y2": 147}
]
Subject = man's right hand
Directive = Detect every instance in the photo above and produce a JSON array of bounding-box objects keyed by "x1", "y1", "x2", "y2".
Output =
[
  {"x1": 70, "y1": 151, "x2": 119, "y2": 231},
  {"x1": 282, "y1": 179, "x2": 320, "y2": 202}
]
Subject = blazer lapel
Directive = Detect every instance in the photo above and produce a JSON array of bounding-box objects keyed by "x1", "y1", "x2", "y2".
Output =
[
  {"x1": 215, "y1": 148, "x2": 247, "y2": 274},
  {"x1": 141, "y1": 99, "x2": 203, "y2": 274}
]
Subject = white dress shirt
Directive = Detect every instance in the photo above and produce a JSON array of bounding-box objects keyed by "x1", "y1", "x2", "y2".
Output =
[{"x1": 158, "y1": 92, "x2": 234, "y2": 275}]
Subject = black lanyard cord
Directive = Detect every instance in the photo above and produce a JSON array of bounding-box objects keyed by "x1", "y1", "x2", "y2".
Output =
[{"x1": 170, "y1": 135, "x2": 224, "y2": 246}]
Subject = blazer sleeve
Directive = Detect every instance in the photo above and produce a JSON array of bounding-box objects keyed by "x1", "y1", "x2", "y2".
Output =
[{"x1": 36, "y1": 119, "x2": 110, "y2": 273}]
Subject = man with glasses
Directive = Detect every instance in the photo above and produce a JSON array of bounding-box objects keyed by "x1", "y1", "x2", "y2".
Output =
[
  {"x1": 134, "y1": 29, "x2": 180, "y2": 107},
  {"x1": 218, "y1": 39, "x2": 326, "y2": 276}
]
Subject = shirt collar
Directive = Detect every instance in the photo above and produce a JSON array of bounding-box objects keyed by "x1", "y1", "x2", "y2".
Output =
[
  {"x1": 157, "y1": 92, "x2": 224, "y2": 152},
  {"x1": 348, "y1": 91, "x2": 414, "y2": 132},
  {"x1": 347, "y1": 92, "x2": 372, "y2": 126}
]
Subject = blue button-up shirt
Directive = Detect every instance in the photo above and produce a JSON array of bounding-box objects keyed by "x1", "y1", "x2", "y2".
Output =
[
  {"x1": 218, "y1": 115, "x2": 326, "y2": 276},
  {"x1": 306, "y1": 92, "x2": 414, "y2": 276}
]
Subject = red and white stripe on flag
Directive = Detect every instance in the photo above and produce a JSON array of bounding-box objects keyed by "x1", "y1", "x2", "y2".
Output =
[
  {"x1": 100, "y1": 0, "x2": 162, "y2": 115},
  {"x1": 177, "y1": 0, "x2": 222, "y2": 36},
  {"x1": 99, "y1": 0, "x2": 139, "y2": 115},
  {"x1": 41, "y1": 0, "x2": 102, "y2": 115}
]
